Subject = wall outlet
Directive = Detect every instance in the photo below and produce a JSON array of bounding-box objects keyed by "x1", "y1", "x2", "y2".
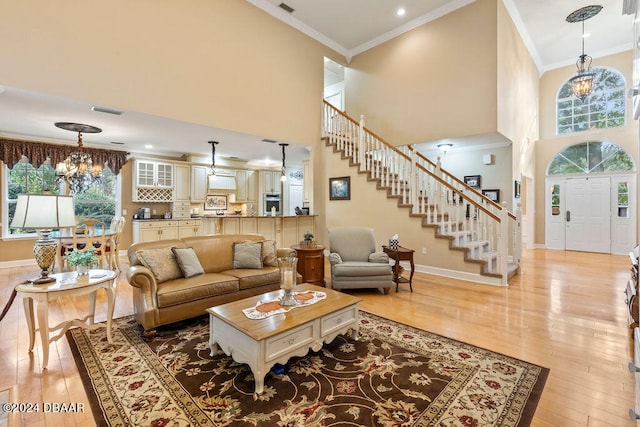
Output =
[
  {"x1": 152, "y1": 209, "x2": 156, "y2": 215},
  {"x1": 422, "y1": 247, "x2": 427, "y2": 254},
  {"x1": 122, "y1": 209, "x2": 127, "y2": 215}
]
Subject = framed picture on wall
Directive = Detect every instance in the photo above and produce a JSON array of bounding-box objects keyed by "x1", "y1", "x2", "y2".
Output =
[
  {"x1": 329, "y1": 176, "x2": 351, "y2": 200},
  {"x1": 464, "y1": 175, "x2": 481, "y2": 189},
  {"x1": 204, "y1": 194, "x2": 227, "y2": 211},
  {"x1": 482, "y1": 189, "x2": 500, "y2": 203}
]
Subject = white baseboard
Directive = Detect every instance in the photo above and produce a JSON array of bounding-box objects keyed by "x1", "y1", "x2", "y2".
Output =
[{"x1": 395, "y1": 261, "x2": 505, "y2": 286}]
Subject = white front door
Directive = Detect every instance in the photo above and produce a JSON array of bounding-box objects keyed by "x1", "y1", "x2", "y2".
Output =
[{"x1": 565, "y1": 177, "x2": 610, "y2": 253}]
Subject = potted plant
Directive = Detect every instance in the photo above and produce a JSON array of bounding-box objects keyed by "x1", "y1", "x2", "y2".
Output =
[
  {"x1": 302, "y1": 231, "x2": 315, "y2": 247},
  {"x1": 64, "y1": 248, "x2": 98, "y2": 275}
]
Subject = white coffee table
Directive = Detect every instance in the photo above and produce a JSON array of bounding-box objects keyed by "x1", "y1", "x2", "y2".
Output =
[
  {"x1": 207, "y1": 283, "x2": 361, "y2": 394},
  {"x1": 15, "y1": 269, "x2": 117, "y2": 370}
]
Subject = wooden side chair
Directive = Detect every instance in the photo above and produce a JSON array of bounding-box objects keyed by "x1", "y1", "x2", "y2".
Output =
[
  {"x1": 105, "y1": 216, "x2": 126, "y2": 271},
  {"x1": 60, "y1": 219, "x2": 108, "y2": 271}
]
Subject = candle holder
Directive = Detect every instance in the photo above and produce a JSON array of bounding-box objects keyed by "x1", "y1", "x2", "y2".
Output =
[{"x1": 277, "y1": 256, "x2": 299, "y2": 306}]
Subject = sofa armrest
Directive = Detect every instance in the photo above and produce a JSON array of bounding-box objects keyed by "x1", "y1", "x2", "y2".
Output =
[
  {"x1": 329, "y1": 252, "x2": 343, "y2": 265},
  {"x1": 368, "y1": 252, "x2": 390, "y2": 263},
  {"x1": 126, "y1": 265, "x2": 159, "y2": 298}
]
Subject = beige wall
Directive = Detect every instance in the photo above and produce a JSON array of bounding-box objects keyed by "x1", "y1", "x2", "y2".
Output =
[
  {"x1": 344, "y1": 0, "x2": 498, "y2": 146},
  {"x1": 0, "y1": 0, "x2": 333, "y2": 147},
  {"x1": 0, "y1": 0, "x2": 342, "y2": 262},
  {"x1": 534, "y1": 50, "x2": 638, "y2": 246}
]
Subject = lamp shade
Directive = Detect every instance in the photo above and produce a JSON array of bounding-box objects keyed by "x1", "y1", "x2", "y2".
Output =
[{"x1": 11, "y1": 194, "x2": 76, "y2": 229}]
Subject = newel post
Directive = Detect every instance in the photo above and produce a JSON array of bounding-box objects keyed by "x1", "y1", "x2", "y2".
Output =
[
  {"x1": 358, "y1": 115, "x2": 365, "y2": 169},
  {"x1": 498, "y1": 202, "x2": 509, "y2": 286},
  {"x1": 411, "y1": 151, "x2": 418, "y2": 214}
]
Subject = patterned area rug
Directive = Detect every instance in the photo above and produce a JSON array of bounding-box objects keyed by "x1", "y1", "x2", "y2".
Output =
[{"x1": 67, "y1": 312, "x2": 548, "y2": 426}]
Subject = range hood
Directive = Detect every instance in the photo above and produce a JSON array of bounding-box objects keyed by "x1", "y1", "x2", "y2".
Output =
[{"x1": 208, "y1": 174, "x2": 237, "y2": 190}]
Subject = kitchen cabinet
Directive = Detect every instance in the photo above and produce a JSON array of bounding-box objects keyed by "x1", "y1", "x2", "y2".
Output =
[
  {"x1": 257, "y1": 217, "x2": 276, "y2": 241},
  {"x1": 259, "y1": 170, "x2": 281, "y2": 194},
  {"x1": 178, "y1": 219, "x2": 202, "y2": 238},
  {"x1": 222, "y1": 217, "x2": 240, "y2": 234},
  {"x1": 191, "y1": 165, "x2": 208, "y2": 203},
  {"x1": 174, "y1": 163, "x2": 190, "y2": 201},
  {"x1": 235, "y1": 169, "x2": 257, "y2": 202},
  {"x1": 135, "y1": 160, "x2": 173, "y2": 188},
  {"x1": 239, "y1": 217, "x2": 258, "y2": 234},
  {"x1": 133, "y1": 160, "x2": 175, "y2": 202},
  {"x1": 133, "y1": 220, "x2": 180, "y2": 243}
]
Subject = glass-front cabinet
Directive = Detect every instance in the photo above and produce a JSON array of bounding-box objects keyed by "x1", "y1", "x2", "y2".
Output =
[{"x1": 133, "y1": 159, "x2": 175, "y2": 202}]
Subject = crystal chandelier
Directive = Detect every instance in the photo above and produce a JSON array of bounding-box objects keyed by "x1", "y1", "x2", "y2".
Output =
[
  {"x1": 566, "y1": 5, "x2": 603, "y2": 102},
  {"x1": 54, "y1": 122, "x2": 103, "y2": 194}
]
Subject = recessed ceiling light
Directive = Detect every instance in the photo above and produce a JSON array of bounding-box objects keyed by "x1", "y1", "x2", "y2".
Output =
[
  {"x1": 144, "y1": 144, "x2": 153, "y2": 149},
  {"x1": 396, "y1": 8, "x2": 406, "y2": 16}
]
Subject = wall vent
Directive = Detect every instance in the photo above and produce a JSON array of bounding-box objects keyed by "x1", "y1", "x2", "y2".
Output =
[{"x1": 278, "y1": 3, "x2": 294, "y2": 13}]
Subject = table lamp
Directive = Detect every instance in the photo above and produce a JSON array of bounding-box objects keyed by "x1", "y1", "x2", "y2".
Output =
[{"x1": 11, "y1": 194, "x2": 76, "y2": 283}]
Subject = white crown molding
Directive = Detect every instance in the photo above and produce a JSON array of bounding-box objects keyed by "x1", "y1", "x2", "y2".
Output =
[
  {"x1": 246, "y1": 0, "x2": 350, "y2": 59},
  {"x1": 544, "y1": 43, "x2": 634, "y2": 73},
  {"x1": 501, "y1": 0, "x2": 543, "y2": 75},
  {"x1": 349, "y1": 0, "x2": 476, "y2": 58}
]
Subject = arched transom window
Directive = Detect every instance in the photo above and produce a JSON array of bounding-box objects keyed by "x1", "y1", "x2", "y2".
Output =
[
  {"x1": 547, "y1": 141, "x2": 634, "y2": 175},
  {"x1": 557, "y1": 67, "x2": 626, "y2": 134}
]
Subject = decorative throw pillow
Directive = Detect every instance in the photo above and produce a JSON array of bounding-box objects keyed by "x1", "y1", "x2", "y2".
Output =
[
  {"x1": 260, "y1": 240, "x2": 277, "y2": 267},
  {"x1": 171, "y1": 247, "x2": 205, "y2": 278},
  {"x1": 233, "y1": 241, "x2": 263, "y2": 269},
  {"x1": 136, "y1": 247, "x2": 183, "y2": 283}
]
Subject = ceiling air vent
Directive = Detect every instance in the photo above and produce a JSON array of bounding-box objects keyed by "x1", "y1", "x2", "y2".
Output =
[
  {"x1": 91, "y1": 106, "x2": 123, "y2": 115},
  {"x1": 279, "y1": 3, "x2": 294, "y2": 13}
]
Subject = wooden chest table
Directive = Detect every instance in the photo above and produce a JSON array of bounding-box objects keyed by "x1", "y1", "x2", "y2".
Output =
[
  {"x1": 291, "y1": 244, "x2": 325, "y2": 286},
  {"x1": 207, "y1": 283, "x2": 361, "y2": 394}
]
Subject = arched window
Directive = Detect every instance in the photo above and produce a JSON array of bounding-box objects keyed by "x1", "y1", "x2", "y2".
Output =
[
  {"x1": 547, "y1": 141, "x2": 634, "y2": 175},
  {"x1": 557, "y1": 67, "x2": 626, "y2": 134}
]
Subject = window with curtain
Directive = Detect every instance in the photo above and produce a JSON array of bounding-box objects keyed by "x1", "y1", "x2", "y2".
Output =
[
  {"x1": 556, "y1": 67, "x2": 626, "y2": 134},
  {"x1": 5, "y1": 160, "x2": 118, "y2": 237}
]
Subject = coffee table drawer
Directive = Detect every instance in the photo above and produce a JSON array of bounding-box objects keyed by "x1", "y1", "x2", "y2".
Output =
[
  {"x1": 321, "y1": 306, "x2": 358, "y2": 336},
  {"x1": 266, "y1": 322, "x2": 315, "y2": 362}
]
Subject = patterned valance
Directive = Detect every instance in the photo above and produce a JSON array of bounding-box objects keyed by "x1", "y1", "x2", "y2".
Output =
[{"x1": 0, "y1": 138, "x2": 129, "y2": 175}]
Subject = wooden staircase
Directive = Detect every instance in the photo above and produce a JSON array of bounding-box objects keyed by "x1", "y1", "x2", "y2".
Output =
[{"x1": 322, "y1": 101, "x2": 521, "y2": 285}]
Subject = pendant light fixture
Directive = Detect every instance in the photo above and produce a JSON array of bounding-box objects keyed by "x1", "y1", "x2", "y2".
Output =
[
  {"x1": 566, "y1": 5, "x2": 603, "y2": 102},
  {"x1": 208, "y1": 140, "x2": 218, "y2": 175},
  {"x1": 279, "y1": 143, "x2": 288, "y2": 182},
  {"x1": 207, "y1": 140, "x2": 236, "y2": 190}
]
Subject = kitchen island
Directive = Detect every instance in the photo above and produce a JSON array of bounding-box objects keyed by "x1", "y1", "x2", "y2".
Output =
[{"x1": 133, "y1": 215, "x2": 315, "y2": 248}]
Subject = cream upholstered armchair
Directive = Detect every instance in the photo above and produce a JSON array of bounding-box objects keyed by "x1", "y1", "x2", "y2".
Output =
[{"x1": 328, "y1": 226, "x2": 393, "y2": 294}]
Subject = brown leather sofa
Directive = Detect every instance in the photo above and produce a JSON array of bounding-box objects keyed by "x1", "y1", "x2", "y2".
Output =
[{"x1": 126, "y1": 234, "x2": 293, "y2": 333}]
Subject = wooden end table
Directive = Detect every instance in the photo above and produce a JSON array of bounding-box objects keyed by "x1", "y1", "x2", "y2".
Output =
[
  {"x1": 291, "y1": 244, "x2": 325, "y2": 287},
  {"x1": 382, "y1": 245, "x2": 415, "y2": 292},
  {"x1": 15, "y1": 269, "x2": 117, "y2": 370}
]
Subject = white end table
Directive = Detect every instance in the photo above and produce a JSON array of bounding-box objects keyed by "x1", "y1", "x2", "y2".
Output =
[{"x1": 15, "y1": 269, "x2": 117, "y2": 370}]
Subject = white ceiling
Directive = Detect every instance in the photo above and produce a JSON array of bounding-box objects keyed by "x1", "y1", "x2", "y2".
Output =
[{"x1": 0, "y1": 0, "x2": 634, "y2": 161}]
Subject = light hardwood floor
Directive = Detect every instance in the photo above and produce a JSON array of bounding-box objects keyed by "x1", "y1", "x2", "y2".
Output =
[{"x1": 0, "y1": 248, "x2": 635, "y2": 426}]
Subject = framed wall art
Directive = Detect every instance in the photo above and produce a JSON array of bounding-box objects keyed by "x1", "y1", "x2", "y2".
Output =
[
  {"x1": 329, "y1": 176, "x2": 351, "y2": 200},
  {"x1": 204, "y1": 194, "x2": 227, "y2": 211},
  {"x1": 482, "y1": 189, "x2": 500, "y2": 203},
  {"x1": 464, "y1": 175, "x2": 481, "y2": 189}
]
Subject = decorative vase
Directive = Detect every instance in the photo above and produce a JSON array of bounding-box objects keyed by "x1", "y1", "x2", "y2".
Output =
[
  {"x1": 278, "y1": 256, "x2": 299, "y2": 306},
  {"x1": 76, "y1": 265, "x2": 90, "y2": 276}
]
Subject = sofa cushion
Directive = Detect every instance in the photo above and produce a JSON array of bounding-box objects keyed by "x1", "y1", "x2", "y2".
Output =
[
  {"x1": 156, "y1": 273, "x2": 239, "y2": 308},
  {"x1": 260, "y1": 240, "x2": 278, "y2": 267},
  {"x1": 233, "y1": 241, "x2": 263, "y2": 269},
  {"x1": 222, "y1": 267, "x2": 280, "y2": 290},
  {"x1": 332, "y1": 261, "x2": 392, "y2": 277},
  {"x1": 136, "y1": 247, "x2": 183, "y2": 283},
  {"x1": 172, "y1": 247, "x2": 204, "y2": 278}
]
